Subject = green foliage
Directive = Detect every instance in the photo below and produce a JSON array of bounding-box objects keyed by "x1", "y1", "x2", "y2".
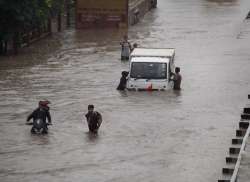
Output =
[
  {"x1": 47, "y1": 0, "x2": 65, "y2": 17},
  {"x1": 0, "y1": 0, "x2": 65, "y2": 43}
]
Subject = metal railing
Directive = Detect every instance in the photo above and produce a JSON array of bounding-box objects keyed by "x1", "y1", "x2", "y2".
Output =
[{"x1": 230, "y1": 122, "x2": 250, "y2": 182}]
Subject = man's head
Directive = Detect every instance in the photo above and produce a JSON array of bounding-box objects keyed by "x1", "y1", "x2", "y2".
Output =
[
  {"x1": 88, "y1": 104, "x2": 94, "y2": 113},
  {"x1": 122, "y1": 71, "x2": 129, "y2": 77},
  {"x1": 175, "y1": 67, "x2": 180, "y2": 73},
  {"x1": 123, "y1": 35, "x2": 128, "y2": 41}
]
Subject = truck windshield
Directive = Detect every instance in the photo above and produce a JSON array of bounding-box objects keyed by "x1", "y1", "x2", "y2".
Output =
[{"x1": 130, "y1": 62, "x2": 167, "y2": 79}]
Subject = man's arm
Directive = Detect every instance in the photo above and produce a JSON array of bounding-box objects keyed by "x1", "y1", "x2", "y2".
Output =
[
  {"x1": 169, "y1": 74, "x2": 176, "y2": 81},
  {"x1": 85, "y1": 113, "x2": 90, "y2": 124},
  {"x1": 46, "y1": 110, "x2": 52, "y2": 123},
  {"x1": 27, "y1": 110, "x2": 35, "y2": 122},
  {"x1": 96, "y1": 112, "x2": 102, "y2": 126}
]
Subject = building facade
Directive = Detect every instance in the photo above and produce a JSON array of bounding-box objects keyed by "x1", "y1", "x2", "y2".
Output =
[{"x1": 76, "y1": 0, "x2": 157, "y2": 28}]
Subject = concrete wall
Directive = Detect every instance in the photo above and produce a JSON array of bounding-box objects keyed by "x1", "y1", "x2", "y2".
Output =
[
  {"x1": 75, "y1": 0, "x2": 157, "y2": 28},
  {"x1": 76, "y1": 0, "x2": 128, "y2": 28},
  {"x1": 128, "y1": 0, "x2": 151, "y2": 26},
  {"x1": 51, "y1": 14, "x2": 68, "y2": 33}
]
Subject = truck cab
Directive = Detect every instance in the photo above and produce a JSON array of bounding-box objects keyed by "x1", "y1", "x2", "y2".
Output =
[{"x1": 127, "y1": 48, "x2": 175, "y2": 91}]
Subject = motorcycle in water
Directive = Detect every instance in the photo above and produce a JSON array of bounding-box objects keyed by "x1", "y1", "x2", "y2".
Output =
[{"x1": 26, "y1": 119, "x2": 51, "y2": 134}]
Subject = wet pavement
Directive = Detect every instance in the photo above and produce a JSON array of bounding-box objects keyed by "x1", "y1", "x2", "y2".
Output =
[{"x1": 1, "y1": 0, "x2": 250, "y2": 182}]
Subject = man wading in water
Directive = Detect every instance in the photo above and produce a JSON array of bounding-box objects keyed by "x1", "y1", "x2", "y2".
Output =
[
  {"x1": 85, "y1": 105, "x2": 102, "y2": 134},
  {"x1": 120, "y1": 35, "x2": 131, "y2": 60},
  {"x1": 26, "y1": 100, "x2": 52, "y2": 134},
  {"x1": 171, "y1": 67, "x2": 182, "y2": 90},
  {"x1": 117, "y1": 71, "x2": 129, "y2": 90}
]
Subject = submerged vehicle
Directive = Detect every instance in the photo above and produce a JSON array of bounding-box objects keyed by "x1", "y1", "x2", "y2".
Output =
[
  {"x1": 126, "y1": 48, "x2": 175, "y2": 91},
  {"x1": 26, "y1": 120, "x2": 51, "y2": 134},
  {"x1": 26, "y1": 100, "x2": 52, "y2": 134}
]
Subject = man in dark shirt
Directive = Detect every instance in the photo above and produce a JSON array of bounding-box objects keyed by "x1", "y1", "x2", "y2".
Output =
[
  {"x1": 120, "y1": 35, "x2": 132, "y2": 60},
  {"x1": 85, "y1": 105, "x2": 102, "y2": 134},
  {"x1": 117, "y1": 71, "x2": 129, "y2": 90},
  {"x1": 27, "y1": 101, "x2": 51, "y2": 134},
  {"x1": 172, "y1": 67, "x2": 182, "y2": 90}
]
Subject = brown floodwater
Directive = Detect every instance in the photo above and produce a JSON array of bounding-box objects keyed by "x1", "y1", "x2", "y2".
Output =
[{"x1": 0, "y1": 0, "x2": 250, "y2": 181}]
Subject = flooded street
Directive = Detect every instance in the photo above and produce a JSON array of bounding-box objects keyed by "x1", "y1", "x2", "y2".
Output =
[{"x1": 1, "y1": 0, "x2": 250, "y2": 181}]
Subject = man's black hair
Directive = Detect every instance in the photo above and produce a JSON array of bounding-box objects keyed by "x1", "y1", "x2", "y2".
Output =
[
  {"x1": 88, "y1": 104, "x2": 94, "y2": 109},
  {"x1": 122, "y1": 71, "x2": 129, "y2": 77}
]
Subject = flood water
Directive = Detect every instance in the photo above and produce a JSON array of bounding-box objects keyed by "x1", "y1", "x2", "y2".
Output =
[{"x1": 1, "y1": 0, "x2": 250, "y2": 181}]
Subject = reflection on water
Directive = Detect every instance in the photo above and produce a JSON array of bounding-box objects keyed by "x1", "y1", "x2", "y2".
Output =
[
  {"x1": 173, "y1": 90, "x2": 182, "y2": 97},
  {"x1": 28, "y1": 134, "x2": 51, "y2": 145},
  {"x1": 117, "y1": 90, "x2": 129, "y2": 97},
  {"x1": 85, "y1": 132, "x2": 100, "y2": 143}
]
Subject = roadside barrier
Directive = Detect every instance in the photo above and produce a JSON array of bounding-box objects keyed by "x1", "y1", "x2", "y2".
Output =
[{"x1": 218, "y1": 95, "x2": 250, "y2": 182}]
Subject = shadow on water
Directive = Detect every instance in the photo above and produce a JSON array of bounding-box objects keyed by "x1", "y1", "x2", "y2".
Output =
[
  {"x1": 73, "y1": 29, "x2": 128, "y2": 43},
  {"x1": 173, "y1": 90, "x2": 182, "y2": 97},
  {"x1": 0, "y1": 34, "x2": 62, "y2": 70},
  {"x1": 28, "y1": 133, "x2": 51, "y2": 145},
  {"x1": 117, "y1": 90, "x2": 128, "y2": 97},
  {"x1": 236, "y1": 16, "x2": 250, "y2": 39}
]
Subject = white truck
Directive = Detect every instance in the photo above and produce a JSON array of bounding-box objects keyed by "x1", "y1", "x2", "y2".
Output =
[{"x1": 126, "y1": 48, "x2": 175, "y2": 91}]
